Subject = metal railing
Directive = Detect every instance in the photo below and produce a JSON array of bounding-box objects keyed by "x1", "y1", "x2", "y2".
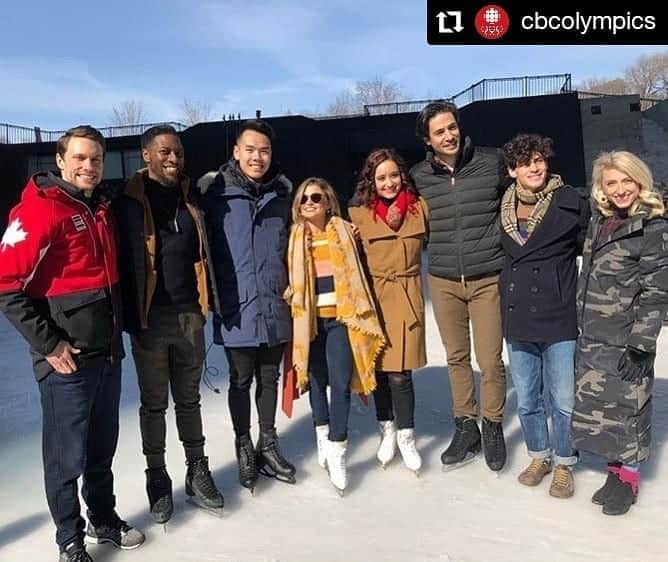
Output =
[
  {"x1": 365, "y1": 73, "x2": 573, "y2": 116},
  {"x1": 0, "y1": 121, "x2": 188, "y2": 145}
]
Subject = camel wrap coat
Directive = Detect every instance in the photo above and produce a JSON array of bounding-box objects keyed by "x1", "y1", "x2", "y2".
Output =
[{"x1": 348, "y1": 198, "x2": 429, "y2": 372}]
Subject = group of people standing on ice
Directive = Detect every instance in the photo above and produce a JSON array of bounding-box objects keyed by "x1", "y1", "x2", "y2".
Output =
[{"x1": 0, "y1": 100, "x2": 666, "y2": 562}]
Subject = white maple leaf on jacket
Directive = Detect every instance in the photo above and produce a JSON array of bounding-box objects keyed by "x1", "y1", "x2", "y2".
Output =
[{"x1": 1, "y1": 218, "x2": 28, "y2": 251}]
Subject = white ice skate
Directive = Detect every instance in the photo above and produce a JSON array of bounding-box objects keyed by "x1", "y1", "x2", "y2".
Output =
[
  {"x1": 326, "y1": 440, "x2": 347, "y2": 496},
  {"x1": 397, "y1": 428, "x2": 422, "y2": 476},
  {"x1": 376, "y1": 420, "x2": 397, "y2": 469},
  {"x1": 315, "y1": 424, "x2": 329, "y2": 469}
]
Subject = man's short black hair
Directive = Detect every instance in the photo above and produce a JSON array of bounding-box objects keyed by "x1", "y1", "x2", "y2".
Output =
[
  {"x1": 140, "y1": 125, "x2": 180, "y2": 150},
  {"x1": 415, "y1": 100, "x2": 460, "y2": 141},
  {"x1": 235, "y1": 119, "x2": 276, "y2": 145},
  {"x1": 503, "y1": 134, "x2": 555, "y2": 170}
]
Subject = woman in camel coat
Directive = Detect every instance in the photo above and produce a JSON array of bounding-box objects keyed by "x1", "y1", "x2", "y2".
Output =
[{"x1": 349, "y1": 148, "x2": 428, "y2": 474}]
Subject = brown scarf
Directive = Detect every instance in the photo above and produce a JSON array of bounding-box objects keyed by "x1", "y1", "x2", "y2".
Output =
[{"x1": 501, "y1": 174, "x2": 563, "y2": 245}]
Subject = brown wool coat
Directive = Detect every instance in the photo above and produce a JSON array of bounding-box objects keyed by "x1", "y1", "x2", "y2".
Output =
[{"x1": 348, "y1": 198, "x2": 428, "y2": 372}]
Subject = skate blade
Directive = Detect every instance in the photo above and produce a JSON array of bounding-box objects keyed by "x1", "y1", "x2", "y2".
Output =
[
  {"x1": 258, "y1": 466, "x2": 297, "y2": 484},
  {"x1": 441, "y1": 452, "x2": 478, "y2": 472},
  {"x1": 186, "y1": 497, "x2": 225, "y2": 517}
]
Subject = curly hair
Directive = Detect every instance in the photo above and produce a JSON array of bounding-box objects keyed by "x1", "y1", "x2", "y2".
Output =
[
  {"x1": 353, "y1": 148, "x2": 417, "y2": 207},
  {"x1": 502, "y1": 134, "x2": 555, "y2": 169},
  {"x1": 592, "y1": 151, "x2": 665, "y2": 218}
]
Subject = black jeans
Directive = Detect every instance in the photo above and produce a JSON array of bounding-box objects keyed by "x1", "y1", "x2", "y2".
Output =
[
  {"x1": 308, "y1": 318, "x2": 354, "y2": 442},
  {"x1": 225, "y1": 343, "x2": 284, "y2": 436},
  {"x1": 38, "y1": 361, "x2": 121, "y2": 550},
  {"x1": 131, "y1": 304, "x2": 206, "y2": 468},
  {"x1": 373, "y1": 371, "x2": 415, "y2": 429}
]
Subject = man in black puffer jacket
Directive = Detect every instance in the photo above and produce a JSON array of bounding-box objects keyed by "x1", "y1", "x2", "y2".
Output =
[{"x1": 410, "y1": 101, "x2": 507, "y2": 472}]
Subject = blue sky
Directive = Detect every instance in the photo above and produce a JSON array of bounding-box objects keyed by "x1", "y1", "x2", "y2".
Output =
[{"x1": 0, "y1": 0, "x2": 665, "y2": 129}]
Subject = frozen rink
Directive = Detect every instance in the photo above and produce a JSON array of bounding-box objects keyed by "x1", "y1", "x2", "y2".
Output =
[{"x1": 1, "y1": 304, "x2": 667, "y2": 562}]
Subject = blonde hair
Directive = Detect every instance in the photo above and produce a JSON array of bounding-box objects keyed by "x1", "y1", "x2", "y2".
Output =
[
  {"x1": 592, "y1": 151, "x2": 665, "y2": 218},
  {"x1": 291, "y1": 177, "x2": 342, "y2": 224}
]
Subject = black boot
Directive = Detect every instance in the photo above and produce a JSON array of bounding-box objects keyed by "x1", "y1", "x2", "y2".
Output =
[
  {"x1": 235, "y1": 434, "x2": 259, "y2": 493},
  {"x1": 602, "y1": 477, "x2": 637, "y2": 516},
  {"x1": 592, "y1": 471, "x2": 620, "y2": 505},
  {"x1": 256, "y1": 428, "x2": 297, "y2": 484},
  {"x1": 145, "y1": 466, "x2": 173, "y2": 524},
  {"x1": 185, "y1": 457, "x2": 224, "y2": 514},
  {"x1": 482, "y1": 418, "x2": 506, "y2": 471},
  {"x1": 441, "y1": 416, "x2": 481, "y2": 469}
]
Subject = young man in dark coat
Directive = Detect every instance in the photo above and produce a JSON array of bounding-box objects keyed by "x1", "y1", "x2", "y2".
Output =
[
  {"x1": 0, "y1": 126, "x2": 144, "y2": 562},
  {"x1": 113, "y1": 125, "x2": 224, "y2": 522},
  {"x1": 410, "y1": 101, "x2": 507, "y2": 471},
  {"x1": 200, "y1": 119, "x2": 296, "y2": 492},
  {"x1": 499, "y1": 134, "x2": 590, "y2": 498}
]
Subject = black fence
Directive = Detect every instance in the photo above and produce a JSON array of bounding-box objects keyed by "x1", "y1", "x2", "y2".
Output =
[
  {"x1": 0, "y1": 122, "x2": 187, "y2": 145},
  {"x1": 365, "y1": 73, "x2": 572, "y2": 116}
]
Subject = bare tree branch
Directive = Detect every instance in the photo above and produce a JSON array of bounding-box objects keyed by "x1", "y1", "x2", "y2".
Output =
[
  {"x1": 625, "y1": 52, "x2": 668, "y2": 98},
  {"x1": 180, "y1": 98, "x2": 214, "y2": 125},
  {"x1": 326, "y1": 91, "x2": 358, "y2": 115},
  {"x1": 326, "y1": 78, "x2": 406, "y2": 115},
  {"x1": 109, "y1": 99, "x2": 147, "y2": 126},
  {"x1": 577, "y1": 78, "x2": 630, "y2": 95}
]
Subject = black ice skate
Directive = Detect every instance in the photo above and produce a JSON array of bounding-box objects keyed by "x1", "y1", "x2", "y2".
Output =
[
  {"x1": 482, "y1": 418, "x2": 506, "y2": 472},
  {"x1": 185, "y1": 456, "x2": 224, "y2": 517},
  {"x1": 441, "y1": 416, "x2": 481, "y2": 471},
  {"x1": 256, "y1": 428, "x2": 297, "y2": 484},
  {"x1": 235, "y1": 433, "x2": 259, "y2": 494},
  {"x1": 145, "y1": 466, "x2": 173, "y2": 528}
]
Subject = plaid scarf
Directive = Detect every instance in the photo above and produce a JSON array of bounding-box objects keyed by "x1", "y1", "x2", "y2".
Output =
[
  {"x1": 501, "y1": 174, "x2": 563, "y2": 245},
  {"x1": 284, "y1": 216, "x2": 385, "y2": 395}
]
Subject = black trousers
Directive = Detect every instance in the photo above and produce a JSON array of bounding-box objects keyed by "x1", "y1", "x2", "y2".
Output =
[
  {"x1": 131, "y1": 304, "x2": 206, "y2": 469},
  {"x1": 373, "y1": 370, "x2": 416, "y2": 429},
  {"x1": 38, "y1": 361, "x2": 121, "y2": 550},
  {"x1": 224, "y1": 344, "x2": 284, "y2": 437}
]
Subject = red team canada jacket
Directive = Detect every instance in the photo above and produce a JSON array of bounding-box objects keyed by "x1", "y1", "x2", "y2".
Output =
[{"x1": 0, "y1": 172, "x2": 121, "y2": 380}]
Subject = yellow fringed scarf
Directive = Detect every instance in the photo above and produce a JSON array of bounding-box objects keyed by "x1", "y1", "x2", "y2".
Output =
[{"x1": 284, "y1": 216, "x2": 385, "y2": 395}]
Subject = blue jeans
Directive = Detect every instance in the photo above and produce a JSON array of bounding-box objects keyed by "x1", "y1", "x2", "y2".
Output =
[
  {"x1": 38, "y1": 361, "x2": 121, "y2": 549},
  {"x1": 308, "y1": 318, "x2": 353, "y2": 442},
  {"x1": 507, "y1": 339, "x2": 577, "y2": 466}
]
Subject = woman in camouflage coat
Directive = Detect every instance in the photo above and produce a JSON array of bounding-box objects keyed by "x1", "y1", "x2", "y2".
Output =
[{"x1": 573, "y1": 151, "x2": 668, "y2": 516}]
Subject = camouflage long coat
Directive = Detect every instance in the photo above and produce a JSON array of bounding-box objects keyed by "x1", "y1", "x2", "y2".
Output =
[{"x1": 572, "y1": 210, "x2": 668, "y2": 463}]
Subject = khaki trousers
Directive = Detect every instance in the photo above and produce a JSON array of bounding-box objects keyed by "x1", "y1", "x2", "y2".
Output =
[{"x1": 429, "y1": 273, "x2": 506, "y2": 422}]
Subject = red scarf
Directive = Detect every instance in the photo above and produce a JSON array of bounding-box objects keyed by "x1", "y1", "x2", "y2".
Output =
[{"x1": 373, "y1": 189, "x2": 417, "y2": 231}]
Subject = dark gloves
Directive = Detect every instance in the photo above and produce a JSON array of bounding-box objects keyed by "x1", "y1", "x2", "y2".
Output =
[{"x1": 618, "y1": 346, "x2": 655, "y2": 382}]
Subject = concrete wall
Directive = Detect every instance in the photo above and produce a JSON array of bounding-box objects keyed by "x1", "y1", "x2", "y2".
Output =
[
  {"x1": 580, "y1": 95, "x2": 643, "y2": 185},
  {"x1": 643, "y1": 99, "x2": 668, "y2": 132}
]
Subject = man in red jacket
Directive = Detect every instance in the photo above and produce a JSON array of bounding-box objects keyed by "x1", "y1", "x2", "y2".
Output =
[{"x1": 0, "y1": 126, "x2": 144, "y2": 562}]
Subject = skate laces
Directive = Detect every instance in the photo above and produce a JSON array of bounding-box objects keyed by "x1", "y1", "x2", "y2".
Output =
[
  {"x1": 263, "y1": 435, "x2": 288, "y2": 462},
  {"x1": 239, "y1": 441, "x2": 257, "y2": 472},
  {"x1": 192, "y1": 459, "x2": 219, "y2": 496},
  {"x1": 486, "y1": 422, "x2": 503, "y2": 446}
]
